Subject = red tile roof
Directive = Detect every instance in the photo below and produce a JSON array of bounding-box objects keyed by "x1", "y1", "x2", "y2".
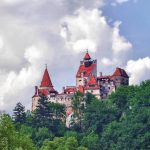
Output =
[
  {"x1": 76, "y1": 63, "x2": 96, "y2": 78},
  {"x1": 84, "y1": 51, "x2": 91, "y2": 60},
  {"x1": 38, "y1": 87, "x2": 57, "y2": 96},
  {"x1": 113, "y1": 67, "x2": 129, "y2": 78},
  {"x1": 39, "y1": 89, "x2": 49, "y2": 96},
  {"x1": 88, "y1": 76, "x2": 97, "y2": 85},
  {"x1": 40, "y1": 68, "x2": 53, "y2": 87},
  {"x1": 84, "y1": 76, "x2": 99, "y2": 90},
  {"x1": 64, "y1": 87, "x2": 77, "y2": 94}
]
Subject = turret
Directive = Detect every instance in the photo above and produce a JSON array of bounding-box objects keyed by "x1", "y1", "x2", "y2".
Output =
[
  {"x1": 83, "y1": 51, "x2": 92, "y2": 67},
  {"x1": 76, "y1": 51, "x2": 97, "y2": 87},
  {"x1": 112, "y1": 67, "x2": 129, "y2": 87}
]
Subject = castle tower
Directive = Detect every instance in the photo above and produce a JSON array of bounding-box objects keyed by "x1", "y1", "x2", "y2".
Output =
[
  {"x1": 32, "y1": 66, "x2": 57, "y2": 111},
  {"x1": 32, "y1": 86, "x2": 40, "y2": 111},
  {"x1": 76, "y1": 51, "x2": 97, "y2": 87},
  {"x1": 112, "y1": 67, "x2": 129, "y2": 88}
]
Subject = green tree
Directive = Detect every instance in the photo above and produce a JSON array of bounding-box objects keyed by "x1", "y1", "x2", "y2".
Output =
[
  {"x1": 71, "y1": 92, "x2": 85, "y2": 130},
  {"x1": 81, "y1": 132, "x2": 99, "y2": 150},
  {"x1": 13, "y1": 102, "x2": 26, "y2": 124},
  {"x1": 99, "y1": 80, "x2": 150, "y2": 150},
  {"x1": 85, "y1": 92, "x2": 97, "y2": 104},
  {"x1": 109, "y1": 85, "x2": 137, "y2": 112},
  {"x1": 33, "y1": 96, "x2": 65, "y2": 136},
  {"x1": 34, "y1": 127, "x2": 54, "y2": 147},
  {"x1": 33, "y1": 96, "x2": 51, "y2": 128},
  {"x1": 40, "y1": 136, "x2": 87, "y2": 150},
  {"x1": 0, "y1": 114, "x2": 36, "y2": 150},
  {"x1": 83, "y1": 98, "x2": 117, "y2": 134}
]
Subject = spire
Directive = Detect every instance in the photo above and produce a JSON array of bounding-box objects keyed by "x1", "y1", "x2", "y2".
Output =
[
  {"x1": 84, "y1": 50, "x2": 91, "y2": 60},
  {"x1": 40, "y1": 66, "x2": 53, "y2": 87},
  {"x1": 45, "y1": 64, "x2": 47, "y2": 69}
]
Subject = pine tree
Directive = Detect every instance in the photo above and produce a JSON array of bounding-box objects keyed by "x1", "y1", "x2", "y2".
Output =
[
  {"x1": 32, "y1": 96, "x2": 65, "y2": 136},
  {"x1": 13, "y1": 102, "x2": 26, "y2": 124},
  {"x1": 32, "y1": 96, "x2": 55, "y2": 129}
]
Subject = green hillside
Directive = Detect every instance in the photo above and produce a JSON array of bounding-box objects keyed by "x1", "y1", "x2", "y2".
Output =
[{"x1": 0, "y1": 80, "x2": 150, "y2": 150}]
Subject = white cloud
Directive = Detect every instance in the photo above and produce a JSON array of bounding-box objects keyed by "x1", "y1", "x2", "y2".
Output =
[
  {"x1": 60, "y1": 7, "x2": 132, "y2": 67},
  {"x1": 0, "y1": 0, "x2": 25, "y2": 4},
  {"x1": 112, "y1": 21, "x2": 132, "y2": 54},
  {"x1": 0, "y1": 0, "x2": 134, "y2": 112},
  {"x1": 101, "y1": 57, "x2": 119, "y2": 66},
  {"x1": 0, "y1": 45, "x2": 45, "y2": 111},
  {"x1": 61, "y1": 8, "x2": 110, "y2": 53},
  {"x1": 112, "y1": 0, "x2": 138, "y2": 6},
  {"x1": 115, "y1": 0, "x2": 129, "y2": 4},
  {"x1": 126, "y1": 57, "x2": 150, "y2": 85},
  {"x1": 0, "y1": 0, "x2": 105, "y2": 112},
  {"x1": 0, "y1": 36, "x2": 4, "y2": 49}
]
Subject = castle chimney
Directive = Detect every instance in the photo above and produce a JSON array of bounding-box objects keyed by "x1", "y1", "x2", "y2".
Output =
[
  {"x1": 35, "y1": 86, "x2": 38, "y2": 96},
  {"x1": 100, "y1": 72, "x2": 102, "y2": 77},
  {"x1": 63, "y1": 87, "x2": 65, "y2": 92}
]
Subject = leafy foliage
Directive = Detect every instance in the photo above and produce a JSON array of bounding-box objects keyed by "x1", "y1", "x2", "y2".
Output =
[
  {"x1": 40, "y1": 136, "x2": 87, "y2": 150},
  {"x1": 2, "y1": 80, "x2": 150, "y2": 150},
  {"x1": 0, "y1": 114, "x2": 36, "y2": 150}
]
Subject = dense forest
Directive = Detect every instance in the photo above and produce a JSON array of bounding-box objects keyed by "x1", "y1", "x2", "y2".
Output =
[{"x1": 0, "y1": 80, "x2": 150, "y2": 150}]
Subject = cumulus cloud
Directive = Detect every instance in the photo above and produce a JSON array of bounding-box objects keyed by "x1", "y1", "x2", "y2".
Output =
[
  {"x1": 60, "y1": 8, "x2": 132, "y2": 69},
  {"x1": 111, "y1": 0, "x2": 138, "y2": 6},
  {"x1": 112, "y1": 21, "x2": 132, "y2": 54},
  {"x1": 126, "y1": 57, "x2": 150, "y2": 85},
  {"x1": 61, "y1": 8, "x2": 109, "y2": 53},
  {"x1": 0, "y1": 0, "x2": 22, "y2": 4},
  {"x1": 0, "y1": 0, "x2": 140, "y2": 113},
  {"x1": 0, "y1": 0, "x2": 107, "y2": 112},
  {"x1": 0, "y1": 51, "x2": 38, "y2": 110},
  {"x1": 101, "y1": 57, "x2": 119, "y2": 67},
  {"x1": 114, "y1": 0, "x2": 138, "y2": 4},
  {"x1": 115, "y1": 0, "x2": 129, "y2": 4},
  {"x1": 0, "y1": 36, "x2": 3, "y2": 49}
]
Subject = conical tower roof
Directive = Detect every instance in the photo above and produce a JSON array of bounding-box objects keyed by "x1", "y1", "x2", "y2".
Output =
[
  {"x1": 84, "y1": 51, "x2": 91, "y2": 60},
  {"x1": 40, "y1": 67, "x2": 53, "y2": 87}
]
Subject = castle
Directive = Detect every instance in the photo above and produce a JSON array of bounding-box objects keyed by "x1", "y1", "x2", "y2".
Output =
[{"x1": 32, "y1": 51, "x2": 129, "y2": 126}]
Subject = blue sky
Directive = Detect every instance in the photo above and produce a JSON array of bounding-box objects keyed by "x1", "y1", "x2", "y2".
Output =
[
  {"x1": 0, "y1": 0, "x2": 149, "y2": 112},
  {"x1": 103, "y1": 0, "x2": 150, "y2": 59}
]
